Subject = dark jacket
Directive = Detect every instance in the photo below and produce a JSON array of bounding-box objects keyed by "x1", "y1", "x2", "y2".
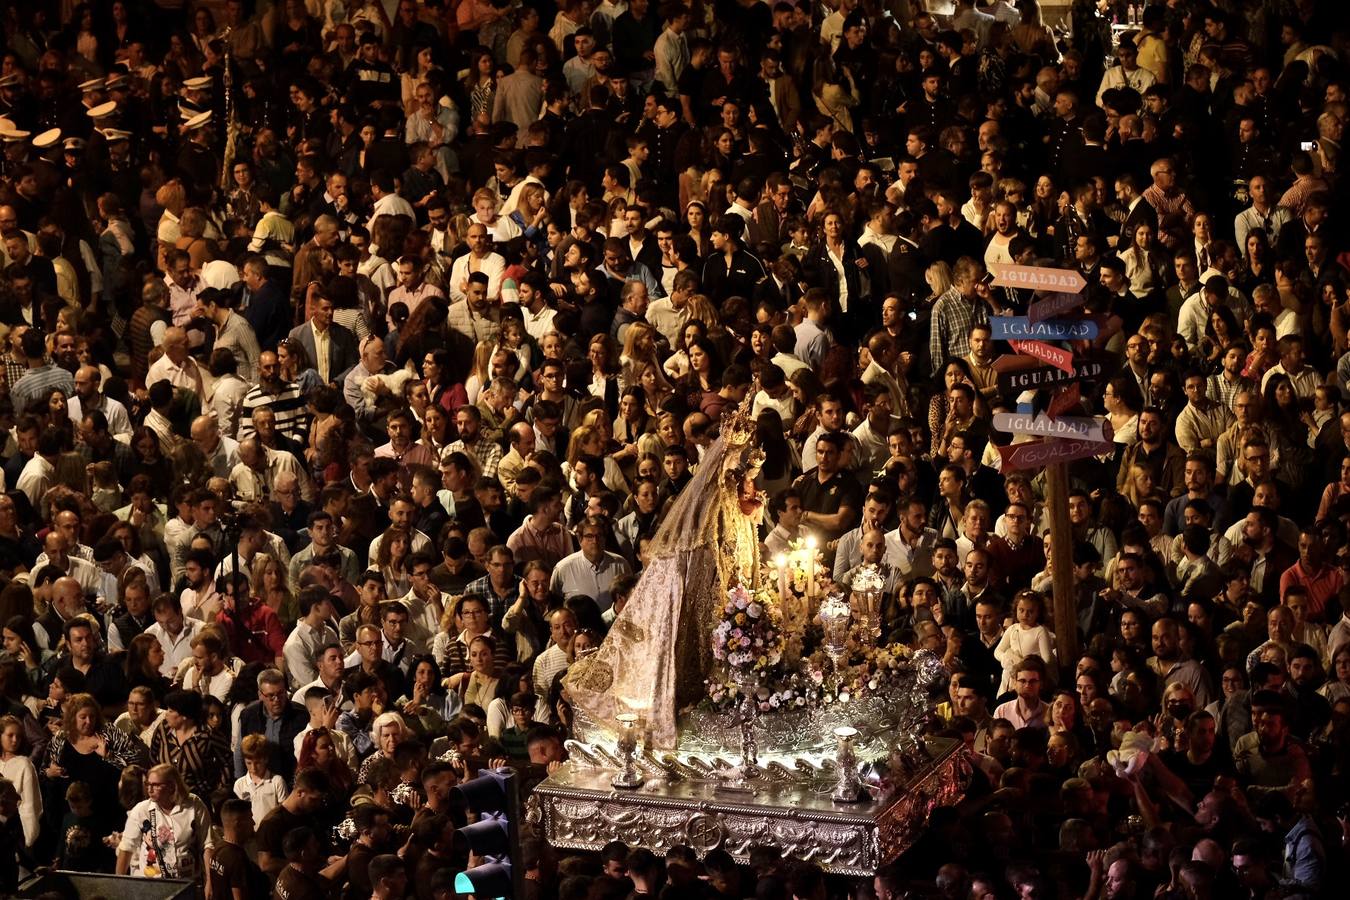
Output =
[{"x1": 236, "y1": 699, "x2": 309, "y2": 782}]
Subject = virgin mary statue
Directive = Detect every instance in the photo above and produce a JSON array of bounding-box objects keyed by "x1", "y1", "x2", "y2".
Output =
[{"x1": 565, "y1": 408, "x2": 764, "y2": 750}]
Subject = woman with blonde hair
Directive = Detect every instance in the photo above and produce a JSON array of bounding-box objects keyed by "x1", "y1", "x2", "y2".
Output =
[
  {"x1": 358, "y1": 711, "x2": 412, "y2": 783},
  {"x1": 154, "y1": 180, "x2": 187, "y2": 270},
  {"x1": 115, "y1": 762, "x2": 210, "y2": 879},
  {"x1": 925, "y1": 260, "x2": 954, "y2": 300},
  {"x1": 639, "y1": 411, "x2": 682, "y2": 462},
  {"x1": 1121, "y1": 463, "x2": 1163, "y2": 511},
  {"x1": 639, "y1": 362, "x2": 675, "y2": 416},
  {"x1": 251, "y1": 554, "x2": 297, "y2": 627},
  {"x1": 1011, "y1": 0, "x2": 1056, "y2": 56},
  {"x1": 565, "y1": 423, "x2": 628, "y2": 495},
  {"x1": 173, "y1": 208, "x2": 219, "y2": 269},
  {"x1": 464, "y1": 340, "x2": 496, "y2": 406},
  {"x1": 620, "y1": 322, "x2": 661, "y2": 389}
]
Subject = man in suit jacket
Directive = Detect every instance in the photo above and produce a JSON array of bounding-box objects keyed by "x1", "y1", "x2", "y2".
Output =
[
  {"x1": 287, "y1": 293, "x2": 359, "y2": 386},
  {"x1": 240, "y1": 256, "x2": 291, "y2": 351},
  {"x1": 1235, "y1": 506, "x2": 1299, "y2": 608},
  {"x1": 234, "y1": 669, "x2": 309, "y2": 782},
  {"x1": 1113, "y1": 172, "x2": 1158, "y2": 250}
]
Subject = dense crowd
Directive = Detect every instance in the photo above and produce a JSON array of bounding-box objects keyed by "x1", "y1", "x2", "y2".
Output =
[{"x1": 0, "y1": 0, "x2": 1346, "y2": 898}]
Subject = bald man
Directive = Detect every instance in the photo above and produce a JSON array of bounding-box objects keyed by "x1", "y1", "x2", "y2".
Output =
[
  {"x1": 145, "y1": 326, "x2": 204, "y2": 394},
  {"x1": 69, "y1": 365, "x2": 132, "y2": 437},
  {"x1": 191, "y1": 415, "x2": 241, "y2": 479},
  {"x1": 33, "y1": 575, "x2": 92, "y2": 652}
]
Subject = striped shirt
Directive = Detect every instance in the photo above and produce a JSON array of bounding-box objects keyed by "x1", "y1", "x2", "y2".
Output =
[
  {"x1": 239, "y1": 381, "x2": 310, "y2": 444},
  {"x1": 148, "y1": 720, "x2": 232, "y2": 798},
  {"x1": 10, "y1": 364, "x2": 74, "y2": 418}
]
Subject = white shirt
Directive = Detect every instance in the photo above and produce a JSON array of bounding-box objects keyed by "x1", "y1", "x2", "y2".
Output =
[
  {"x1": 145, "y1": 354, "x2": 203, "y2": 393},
  {"x1": 145, "y1": 619, "x2": 202, "y2": 677},
  {"x1": 827, "y1": 244, "x2": 849, "y2": 312},
  {"x1": 448, "y1": 251, "x2": 506, "y2": 302},
  {"x1": 523, "y1": 304, "x2": 559, "y2": 341},
  {"x1": 311, "y1": 321, "x2": 332, "y2": 384},
  {"x1": 550, "y1": 550, "x2": 632, "y2": 613},
  {"x1": 68, "y1": 393, "x2": 132, "y2": 437},
  {"x1": 178, "y1": 661, "x2": 236, "y2": 701},
  {"x1": 770, "y1": 350, "x2": 810, "y2": 379},
  {"x1": 117, "y1": 797, "x2": 214, "y2": 879},
  {"x1": 282, "y1": 619, "x2": 341, "y2": 689},
  {"x1": 1260, "y1": 363, "x2": 1320, "y2": 400},
  {"x1": 367, "y1": 191, "x2": 416, "y2": 233},
  {"x1": 15, "y1": 455, "x2": 53, "y2": 511},
  {"x1": 233, "y1": 772, "x2": 288, "y2": 826},
  {"x1": 471, "y1": 212, "x2": 522, "y2": 244}
]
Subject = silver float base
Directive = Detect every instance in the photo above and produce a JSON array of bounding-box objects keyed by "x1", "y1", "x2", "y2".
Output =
[{"x1": 532, "y1": 737, "x2": 967, "y2": 876}]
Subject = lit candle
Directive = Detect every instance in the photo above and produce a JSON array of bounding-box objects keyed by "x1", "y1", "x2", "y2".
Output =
[
  {"x1": 775, "y1": 553, "x2": 788, "y2": 603},
  {"x1": 804, "y1": 535, "x2": 818, "y2": 601}
]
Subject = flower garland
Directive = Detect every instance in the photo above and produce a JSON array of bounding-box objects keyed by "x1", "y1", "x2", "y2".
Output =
[{"x1": 706, "y1": 572, "x2": 916, "y2": 713}]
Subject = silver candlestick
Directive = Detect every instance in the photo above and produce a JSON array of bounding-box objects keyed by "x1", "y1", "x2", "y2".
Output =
[
  {"x1": 611, "y1": 714, "x2": 644, "y2": 789},
  {"x1": 831, "y1": 726, "x2": 864, "y2": 802}
]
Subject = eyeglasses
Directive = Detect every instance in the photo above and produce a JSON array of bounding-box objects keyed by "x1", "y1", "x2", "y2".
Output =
[
  {"x1": 357, "y1": 640, "x2": 381, "y2": 647},
  {"x1": 260, "y1": 690, "x2": 285, "y2": 700}
]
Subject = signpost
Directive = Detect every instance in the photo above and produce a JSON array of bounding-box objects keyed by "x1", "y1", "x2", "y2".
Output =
[
  {"x1": 987, "y1": 266, "x2": 1093, "y2": 672},
  {"x1": 992, "y1": 412, "x2": 1113, "y2": 443},
  {"x1": 998, "y1": 359, "x2": 1104, "y2": 391},
  {"x1": 1008, "y1": 340, "x2": 1074, "y2": 373},
  {"x1": 996, "y1": 436, "x2": 1113, "y2": 471},
  {"x1": 1046, "y1": 384, "x2": 1082, "y2": 419},
  {"x1": 989, "y1": 316, "x2": 1100, "y2": 341},
  {"x1": 1027, "y1": 291, "x2": 1087, "y2": 324},
  {"x1": 989, "y1": 264, "x2": 1087, "y2": 293}
]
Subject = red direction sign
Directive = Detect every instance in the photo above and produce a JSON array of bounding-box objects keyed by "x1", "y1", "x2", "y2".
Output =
[
  {"x1": 992, "y1": 354, "x2": 1038, "y2": 373},
  {"x1": 1046, "y1": 384, "x2": 1082, "y2": 418},
  {"x1": 1028, "y1": 291, "x2": 1087, "y2": 324},
  {"x1": 1010, "y1": 339, "x2": 1074, "y2": 373},
  {"x1": 990, "y1": 264, "x2": 1087, "y2": 294},
  {"x1": 997, "y1": 437, "x2": 1113, "y2": 472}
]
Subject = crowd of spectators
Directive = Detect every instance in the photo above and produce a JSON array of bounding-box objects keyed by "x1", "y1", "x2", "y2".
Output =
[{"x1": 0, "y1": 0, "x2": 1345, "y2": 898}]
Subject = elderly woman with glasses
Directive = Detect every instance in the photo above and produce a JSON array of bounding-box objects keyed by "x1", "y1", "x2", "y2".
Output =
[
  {"x1": 357, "y1": 711, "x2": 412, "y2": 783},
  {"x1": 115, "y1": 763, "x2": 212, "y2": 880}
]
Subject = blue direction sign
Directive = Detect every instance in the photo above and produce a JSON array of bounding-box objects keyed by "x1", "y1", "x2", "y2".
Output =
[{"x1": 990, "y1": 316, "x2": 1099, "y2": 341}]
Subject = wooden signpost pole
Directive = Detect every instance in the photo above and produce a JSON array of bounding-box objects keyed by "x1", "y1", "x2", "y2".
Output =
[
  {"x1": 1044, "y1": 462, "x2": 1080, "y2": 674},
  {"x1": 988, "y1": 264, "x2": 1094, "y2": 679}
]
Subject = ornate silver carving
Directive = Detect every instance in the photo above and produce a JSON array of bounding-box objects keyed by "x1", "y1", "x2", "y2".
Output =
[{"x1": 536, "y1": 737, "x2": 968, "y2": 877}]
